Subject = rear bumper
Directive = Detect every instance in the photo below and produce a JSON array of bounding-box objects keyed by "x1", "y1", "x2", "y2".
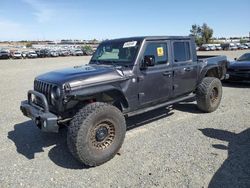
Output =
[
  {"x1": 20, "y1": 90, "x2": 59, "y2": 133},
  {"x1": 0, "y1": 55, "x2": 9, "y2": 59}
]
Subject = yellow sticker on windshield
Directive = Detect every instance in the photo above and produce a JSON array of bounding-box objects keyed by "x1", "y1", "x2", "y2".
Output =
[{"x1": 157, "y1": 47, "x2": 164, "y2": 57}]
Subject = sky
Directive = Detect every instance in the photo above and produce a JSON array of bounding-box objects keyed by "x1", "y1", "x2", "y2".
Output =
[{"x1": 0, "y1": 0, "x2": 249, "y2": 41}]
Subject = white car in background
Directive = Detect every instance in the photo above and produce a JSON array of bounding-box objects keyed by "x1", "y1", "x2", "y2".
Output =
[
  {"x1": 200, "y1": 44, "x2": 210, "y2": 51},
  {"x1": 244, "y1": 43, "x2": 250, "y2": 48},
  {"x1": 21, "y1": 51, "x2": 28, "y2": 58},
  {"x1": 230, "y1": 44, "x2": 238, "y2": 50},
  {"x1": 214, "y1": 44, "x2": 222, "y2": 50},
  {"x1": 59, "y1": 49, "x2": 70, "y2": 56},
  {"x1": 27, "y1": 51, "x2": 38, "y2": 58},
  {"x1": 209, "y1": 45, "x2": 216, "y2": 51},
  {"x1": 11, "y1": 51, "x2": 22, "y2": 59},
  {"x1": 200, "y1": 44, "x2": 216, "y2": 51},
  {"x1": 221, "y1": 43, "x2": 238, "y2": 50},
  {"x1": 237, "y1": 44, "x2": 248, "y2": 50},
  {"x1": 49, "y1": 50, "x2": 59, "y2": 57},
  {"x1": 72, "y1": 49, "x2": 84, "y2": 56}
]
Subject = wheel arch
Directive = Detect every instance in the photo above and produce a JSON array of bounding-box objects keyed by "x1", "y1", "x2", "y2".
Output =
[
  {"x1": 70, "y1": 85, "x2": 129, "y2": 111},
  {"x1": 200, "y1": 65, "x2": 222, "y2": 82}
]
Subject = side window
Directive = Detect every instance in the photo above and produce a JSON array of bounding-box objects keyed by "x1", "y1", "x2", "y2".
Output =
[
  {"x1": 173, "y1": 42, "x2": 191, "y2": 62},
  {"x1": 144, "y1": 43, "x2": 168, "y2": 65}
]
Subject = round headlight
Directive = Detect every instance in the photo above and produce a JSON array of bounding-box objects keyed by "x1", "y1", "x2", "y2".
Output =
[{"x1": 51, "y1": 86, "x2": 61, "y2": 101}]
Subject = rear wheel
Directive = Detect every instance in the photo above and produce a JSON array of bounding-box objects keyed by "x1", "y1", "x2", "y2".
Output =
[
  {"x1": 67, "y1": 102, "x2": 126, "y2": 167},
  {"x1": 196, "y1": 77, "x2": 222, "y2": 113}
]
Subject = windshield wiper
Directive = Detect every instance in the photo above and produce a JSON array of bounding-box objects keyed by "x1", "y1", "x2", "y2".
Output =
[
  {"x1": 90, "y1": 59, "x2": 102, "y2": 64},
  {"x1": 98, "y1": 60, "x2": 127, "y2": 75},
  {"x1": 97, "y1": 60, "x2": 120, "y2": 67},
  {"x1": 91, "y1": 59, "x2": 131, "y2": 69}
]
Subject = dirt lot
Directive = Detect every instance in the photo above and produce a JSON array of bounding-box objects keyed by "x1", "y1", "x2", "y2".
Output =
[{"x1": 0, "y1": 51, "x2": 250, "y2": 187}]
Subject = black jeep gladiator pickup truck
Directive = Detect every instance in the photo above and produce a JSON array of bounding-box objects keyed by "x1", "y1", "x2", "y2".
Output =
[{"x1": 20, "y1": 36, "x2": 229, "y2": 166}]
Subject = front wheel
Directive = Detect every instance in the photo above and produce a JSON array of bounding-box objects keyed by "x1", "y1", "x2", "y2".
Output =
[
  {"x1": 196, "y1": 77, "x2": 222, "y2": 113},
  {"x1": 67, "y1": 102, "x2": 126, "y2": 167}
]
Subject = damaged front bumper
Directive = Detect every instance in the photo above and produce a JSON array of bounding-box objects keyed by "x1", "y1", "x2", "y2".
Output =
[{"x1": 20, "y1": 90, "x2": 59, "y2": 133}]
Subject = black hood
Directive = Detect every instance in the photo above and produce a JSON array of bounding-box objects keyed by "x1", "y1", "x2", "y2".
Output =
[{"x1": 36, "y1": 64, "x2": 126, "y2": 86}]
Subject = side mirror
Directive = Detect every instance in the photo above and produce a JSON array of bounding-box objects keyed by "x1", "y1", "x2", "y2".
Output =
[{"x1": 141, "y1": 55, "x2": 155, "y2": 69}]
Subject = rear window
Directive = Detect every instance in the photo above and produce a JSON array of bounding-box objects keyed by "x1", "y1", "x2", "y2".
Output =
[{"x1": 173, "y1": 42, "x2": 191, "y2": 62}]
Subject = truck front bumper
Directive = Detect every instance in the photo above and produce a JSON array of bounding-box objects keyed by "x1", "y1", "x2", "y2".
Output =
[{"x1": 20, "y1": 90, "x2": 59, "y2": 133}]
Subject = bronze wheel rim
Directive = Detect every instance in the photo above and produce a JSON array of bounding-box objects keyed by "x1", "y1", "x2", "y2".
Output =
[
  {"x1": 90, "y1": 120, "x2": 115, "y2": 150},
  {"x1": 210, "y1": 87, "x2": 219, "y2": 104}
]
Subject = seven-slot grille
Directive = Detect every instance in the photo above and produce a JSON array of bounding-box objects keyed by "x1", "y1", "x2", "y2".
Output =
[{"x1": 34, "y1": 80, "x2": 54, "y2": 105}]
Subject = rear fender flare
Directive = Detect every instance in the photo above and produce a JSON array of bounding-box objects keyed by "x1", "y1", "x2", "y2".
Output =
[{"x1": 200, "y1": 65, "x2": 221, "y2": 80}]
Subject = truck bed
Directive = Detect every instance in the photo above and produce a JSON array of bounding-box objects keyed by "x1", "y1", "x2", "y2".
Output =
[
  {"x1": 198, "y1": 55, "x2": 227, "y2": 61},
  {"x1": 197, "y1": 55, "x2": 228, "y2": 66},
  {"x1": 198, "y1": 55, "x2": 229, "y2": 80}
]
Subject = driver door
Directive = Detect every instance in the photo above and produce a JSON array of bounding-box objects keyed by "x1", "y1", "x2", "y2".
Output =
[{"x1": 138, "y1": 41, "x2": 173, "y2": 105}]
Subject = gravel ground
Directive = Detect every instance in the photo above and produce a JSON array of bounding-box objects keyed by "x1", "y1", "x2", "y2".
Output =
[{"x1": 0, "y1": 53, "x2": 250, "y2": 188}]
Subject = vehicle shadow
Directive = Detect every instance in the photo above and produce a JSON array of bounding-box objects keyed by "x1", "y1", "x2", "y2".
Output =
[
  {"x1": 173, "y1": 102, "x2": 203, "y2": 114},
  {"x1": 8, "y1": 121, "x2": 87, "y2": 169},
  {"x1": 199, "y1": 128, "x2": 250, "y2": 188},
  {"x1": 126, "y1": 107, "x2": 174, "y2": 130},
  {"x1": 222, "y1": 81, "x2": 250, "y2": 88}
]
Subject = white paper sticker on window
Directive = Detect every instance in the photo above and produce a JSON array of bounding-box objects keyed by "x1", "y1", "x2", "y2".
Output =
[{"x1": 123, "y1": 41, "x2": 137, "y2": 48}]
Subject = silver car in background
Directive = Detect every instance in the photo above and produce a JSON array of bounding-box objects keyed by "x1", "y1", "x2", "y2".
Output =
[
  {"x1": 27, "y1": 51, "x2": 38, "y2": 58},
  {"x1": 72, "y1": 49, "x2": 84, "y2": 56}
]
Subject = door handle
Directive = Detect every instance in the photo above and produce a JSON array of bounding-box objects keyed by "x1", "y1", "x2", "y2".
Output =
[
  {"x1": 184, "y1": 67, "x2": 192, "y2": 72},
  {"x1": 163, "y1": 71, "x2": 172, "y2": 77}
]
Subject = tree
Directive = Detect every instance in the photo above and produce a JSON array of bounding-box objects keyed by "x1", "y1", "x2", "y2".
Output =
[
  {"x1": 190, "y1": 24, "x2": 202, "y2": 46},
  {"x1": 91, "y1": 38, "x2": 99, "y2": 44},
  {"x1": 82, "y1": 45, "x2": 93, "y2": 53},
  {"x1": 190, "y1": 23, "x2": 213, "y2": 45},
  {"x1": 26, "y1": 42, "x2": 32, "y2": 48},
  {"x1": 240, "y1": 38, "x2": 248, "y2": 44},
  {"x1": 201, "y1": 23, "x2": 213, "y2": 44}
]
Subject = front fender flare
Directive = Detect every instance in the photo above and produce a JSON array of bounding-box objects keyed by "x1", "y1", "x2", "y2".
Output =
[{"x1": 69, "y1": 85, "x2": 129, "y2": 109}]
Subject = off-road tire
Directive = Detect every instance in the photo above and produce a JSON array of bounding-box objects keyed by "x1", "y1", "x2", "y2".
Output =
[
  {"x1": 196, "y1": 77, "x2": 222, "y2": 113},
  {"x1": 67, "y1": 102, "x2": 126, "y2": 167}
]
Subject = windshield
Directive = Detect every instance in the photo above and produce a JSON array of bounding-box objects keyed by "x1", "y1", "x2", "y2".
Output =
[
  {"x1": 238, "y1": 53, "x2": 250, "y2": 61},
  {"x1": 91, "y1": 40, "x2": 141, "y2": 65}
]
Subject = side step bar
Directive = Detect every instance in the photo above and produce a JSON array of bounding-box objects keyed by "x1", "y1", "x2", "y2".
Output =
[{"x1": 126, "y1": 94, "x2": 196, "y2": 117}]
